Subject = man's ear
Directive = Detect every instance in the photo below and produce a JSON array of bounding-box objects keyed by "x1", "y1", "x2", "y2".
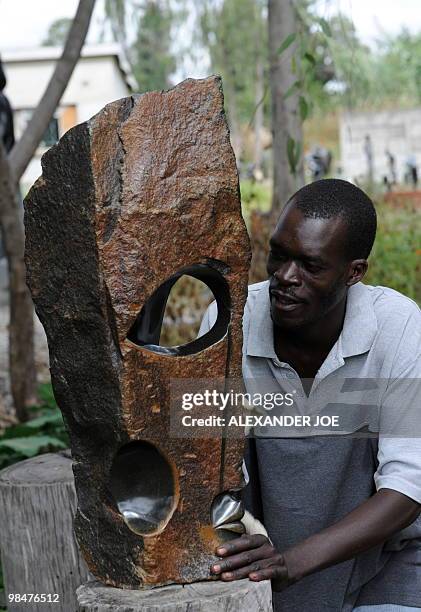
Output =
[{"x1": 346, "y1": 259, "x2": 368, "y2": 286}]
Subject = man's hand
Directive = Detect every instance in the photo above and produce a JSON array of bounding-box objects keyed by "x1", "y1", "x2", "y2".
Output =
[{"x1": 210, "y1": 534, "x2": 290, "y2": 591}]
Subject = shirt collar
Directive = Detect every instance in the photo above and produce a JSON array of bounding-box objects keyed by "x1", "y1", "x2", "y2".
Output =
[
  {"x1": 339, "y1": 282, "x2": 378, "y2": 358},
  {"x1": 245, "y1": 280, "x2": 378, "y2": 360},
  {"x1": 245, "y1": 280, "x2": 277, "y2": 359}
]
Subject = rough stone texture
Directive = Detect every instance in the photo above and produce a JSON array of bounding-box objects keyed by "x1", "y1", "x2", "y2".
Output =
[
  {"x1": 77, "y1": 579, "x2": 272, "y2": 612},
  {"x1": 24, "y1": 77, "x2": 251, "y2": 589}
]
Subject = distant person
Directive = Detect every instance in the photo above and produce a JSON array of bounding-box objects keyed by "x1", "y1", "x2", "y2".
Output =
[
  {"x1": 0, "y1": 59, "x2": 15, "y2": 259},
  {"x1": 405, "y1": 154, "x2": 418, "y2": 189},
  {"x1": 385, "y1": 149, "x2": 396, "y2": 187},
  {"x1": 307, "y1": 145, "x2": 332, "y2": 181},
  {"x1": 0, "y1": 59, "x2": 15, "y2": 153},
  {"x1": 363, "y1": 134, "x2": 374, "y2": 184}
]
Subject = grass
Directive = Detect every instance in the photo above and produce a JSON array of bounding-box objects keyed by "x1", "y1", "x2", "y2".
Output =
[{"x1": 366, "y1": 200, "x2": 420, "y2": 302}]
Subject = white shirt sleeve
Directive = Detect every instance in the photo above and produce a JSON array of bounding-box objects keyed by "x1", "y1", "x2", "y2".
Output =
[
  {"x1": 197, "y1": 300, "x2": 218, "y2": 338},
  {"x1": 374, "y1": 306, "x2": 421, "y2": 503}
]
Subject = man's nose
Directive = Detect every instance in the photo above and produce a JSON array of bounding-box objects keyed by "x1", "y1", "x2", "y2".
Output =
[{"x1": 274, "y1": 261, "x2": 301, "y2": 285}]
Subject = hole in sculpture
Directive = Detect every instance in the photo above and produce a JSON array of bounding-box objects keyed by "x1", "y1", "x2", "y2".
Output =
[
  {"x1": 109, "y1": 441, "x2": 177, "y2": 536},
  {"x1": 127, "y1": 263, "x2": 231, "y2": 356},
  {"x1": 159, "y1": 276, "x2": 213, "y2": 346}
]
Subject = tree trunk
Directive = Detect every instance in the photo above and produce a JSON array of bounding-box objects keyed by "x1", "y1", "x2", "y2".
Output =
[
  {"x1": 0, "y1": 452, "x2": 90, "y2": 612},
  {"x1": 220, "y1": 41, "x2": 242, "y2": 159},
  {"x1": 0, "y1": 0, "x2": 96, "y2": 421},
  {"x1": 253, "y1": 1, "x2": 264, "y2": 176},
  {"x1": 9, "y1": 0, "x2": 96, "y2": 181},
  {"x1": 254, "y1": 57, "x2": 264, "y2": 175},
  {"x1": 105, "y1": 0, "x2": 136, "y2": 79},
  {"x1": 77, "y1": 579, "x2": 272, "y2": 612},
  {"x1": 268, "y1": 0, "x2": 304, "y2": 213},
  {"x1": 0, "y1": 144, "x2": 34, "y2": 421}
]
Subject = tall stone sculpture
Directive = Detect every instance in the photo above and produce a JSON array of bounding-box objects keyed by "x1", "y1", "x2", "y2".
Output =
[{"x1": 24, "y1": 77, "x2": 251, "y2": 588}]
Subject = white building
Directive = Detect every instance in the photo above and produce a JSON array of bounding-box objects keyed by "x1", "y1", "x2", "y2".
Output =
[
  {"x1": 2, "y1": 44, "x2": 136, "y2": 188},
  {"x1": 340, "y1": 108, "x2": 421, "y2": 185}
]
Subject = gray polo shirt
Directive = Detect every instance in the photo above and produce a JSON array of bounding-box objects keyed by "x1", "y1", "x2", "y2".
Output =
[{"x1": 199, "y1": 281, "x2": 421, "y2": 611}]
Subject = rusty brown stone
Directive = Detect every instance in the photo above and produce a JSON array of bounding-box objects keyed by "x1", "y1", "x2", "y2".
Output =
[{"x1": 24, "y1": 77, "x2": 251, "y2": 588}]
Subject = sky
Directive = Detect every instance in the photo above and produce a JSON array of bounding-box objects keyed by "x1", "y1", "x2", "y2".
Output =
[
  {"x1": 316, "y1": 0, "x2": 421, "y2": 45},
  {"x1": 1, "y1": 0, "x2": 421, "y2": 72}
]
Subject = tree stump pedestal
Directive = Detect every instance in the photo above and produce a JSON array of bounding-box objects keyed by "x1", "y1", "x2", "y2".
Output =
[
  {"x1": 77, "y1": 578, "x2": 272, "y2": 612},
  {"x1": 0, "y1": 452, "x2": 90, "y2": 612}
]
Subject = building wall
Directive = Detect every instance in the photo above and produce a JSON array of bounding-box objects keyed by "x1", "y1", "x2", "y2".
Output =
[
  {"x1": 340, "y1": 108, "x2": 421, "y2": 185},
  {"x1": 3, "y1": 52, "x2": 132, "y2": 189}
]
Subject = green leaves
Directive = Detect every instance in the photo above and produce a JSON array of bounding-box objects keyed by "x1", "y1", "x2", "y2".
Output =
[
  {"x1": 277, "y1": 33, "x2": 296, "y2": 55},
  {"x1": 0, "y1": 436, "x2": 66, "y2": 458},
  {"x1": 0, "y1": 383, "x2": 69, "y2": 470},
  {"x1": 287, "y1": 135, "x2": 302, "y2": 176},
  {"x1": 318, "y1": 17, "x2": 332, "y2": 38},
  {"x1": 283, "y1": 79, "x2": 301, "y2": 100},
  {"x1": 303, "y1": 52, "x2": 316, "y2": 66},
  {"x1": 299, "y1": 96, "x2": 309, "y2": 121}
]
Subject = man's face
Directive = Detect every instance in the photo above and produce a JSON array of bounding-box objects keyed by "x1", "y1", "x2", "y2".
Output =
[{"x1": 267, "y1": 202, "x2": 352, "y2": 330}]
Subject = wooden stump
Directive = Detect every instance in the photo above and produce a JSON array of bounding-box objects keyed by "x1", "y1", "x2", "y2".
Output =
[
  {"x1": 0, "y1": 452, "x2": 90, "y2": 612},
  {"x1": 77, "y1": 579, "x2": 272, "y2": 612}
]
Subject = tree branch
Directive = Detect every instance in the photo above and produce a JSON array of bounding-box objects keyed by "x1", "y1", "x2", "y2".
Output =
[{"x1": 9, "y1": 0, "x2": 96, "y2": 181}]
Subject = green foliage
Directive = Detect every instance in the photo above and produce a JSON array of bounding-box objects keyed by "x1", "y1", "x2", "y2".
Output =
[
  {"x1": 240, "y1": 179, "x2": 271, "y2": 221},
  {"x1": 277, "y1": 33, "x2": 297, "y2": 55},
  {"x1": 105, "y1": 0, "x2": 179, "y2": 92},
  {"x1": 368, "y1": 30, "x2": 421, "y2": 107},
  {"x1": 365, "y1": 201, "x2": 420, "y2": 302},
  {"x1": 132, "y1": 0, "x2": 176, "y2": 91},
  {"x1": 299, "y1": 95, "x2": 309, "y2": 121},
  {"x1": 42, "y1": 17, "x2": 72, "y2": 46},
  {"x1": 0, "y1": 384, "x2": 68, "y2": 471},
  {"x1": 283, "y1": 79, "x2": 302, "y2": 100},
  {"x1": 198, "y1": 0, "x2": 267, "y2": 126},
  {"x1": 287, "y1": 136, "x2": 302, "y2": 176},
  {"x1": 317, "y1": 17, "x2": 332, "y2": 39}
]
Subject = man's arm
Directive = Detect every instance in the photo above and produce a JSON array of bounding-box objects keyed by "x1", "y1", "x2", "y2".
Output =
[{"x1": 211, "y1": 489, "x2": 421, "y2": 590}]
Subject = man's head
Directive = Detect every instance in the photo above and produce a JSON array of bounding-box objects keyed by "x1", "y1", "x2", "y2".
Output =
[{"x1": 267, "y1": 178, "x2": 377, "y2": 330}]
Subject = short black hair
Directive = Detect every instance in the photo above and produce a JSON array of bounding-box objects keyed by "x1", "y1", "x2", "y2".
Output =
[{"x1": 288, "y1": 178, "x2": 377, "y2": 260}]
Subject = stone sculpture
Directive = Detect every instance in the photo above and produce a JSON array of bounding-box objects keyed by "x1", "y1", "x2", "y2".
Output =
[{"x1": 24, "y1": 77, "x2": 251, "y2": 588}]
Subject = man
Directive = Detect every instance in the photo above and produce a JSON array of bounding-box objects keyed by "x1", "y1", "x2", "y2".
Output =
[
  {"x1": 199, "y1": 179, "x2": 421, "y2": 611},
  {"x1": 0, "y1": 59, "x2": 15, "y2": 153},
  {"x1": 0, "y1": 58, "x2": 15, "y2": 259}
]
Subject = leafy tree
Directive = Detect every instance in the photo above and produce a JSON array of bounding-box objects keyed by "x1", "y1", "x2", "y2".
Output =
[
  {"x1": 371, "y1": 29, "x2": 421, "y2": 107},
  {"x1": 105, "y1": 0, "x2": 178, "y2": 93},
  {"x1": 198, "y1": 0, "x2": 267, "y2": 154},
  {"x1": 132, "y1": 0, "x2": 176, "y2": 91},
  {"x1": 42, "y1": 18, "x2": 72, "y2": 46}
]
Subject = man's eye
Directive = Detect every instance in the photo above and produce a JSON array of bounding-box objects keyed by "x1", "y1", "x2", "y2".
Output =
[
  {"x1": 269, "y1": 250, "x2": 287, "y2": 261},
  {"x1": 305, "y1": 263, "x2": 323, "y2": 274}
]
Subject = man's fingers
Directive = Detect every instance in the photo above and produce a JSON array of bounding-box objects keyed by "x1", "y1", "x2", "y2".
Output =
[
  {"x1": 220, "y1": 557, "x2": 277, "y2": 581},
  {"x1": 249, "y1": 562, "x2": 289, "y2": 589},
  {"x1": 216, "y1": 534, "x2": 269, "y2": 557},
  {"x1": 211, "y1": 544, "x2": 274, "y2": 574}
]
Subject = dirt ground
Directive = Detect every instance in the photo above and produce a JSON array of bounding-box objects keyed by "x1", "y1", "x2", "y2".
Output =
[{"x1": 0, "y1": 258, "x2": 50, "y2": 427}]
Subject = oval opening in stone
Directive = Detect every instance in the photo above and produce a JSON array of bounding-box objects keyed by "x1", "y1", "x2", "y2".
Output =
[
  {"x1": 127, "y1": 262, "x2": 231, "y2": 356},
  {"x1": 109, "y1": 441, "x2": 177, "y2": 536},
  {"x1": 159, "y1": 276, "x2": 213, "y2": 347}
]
